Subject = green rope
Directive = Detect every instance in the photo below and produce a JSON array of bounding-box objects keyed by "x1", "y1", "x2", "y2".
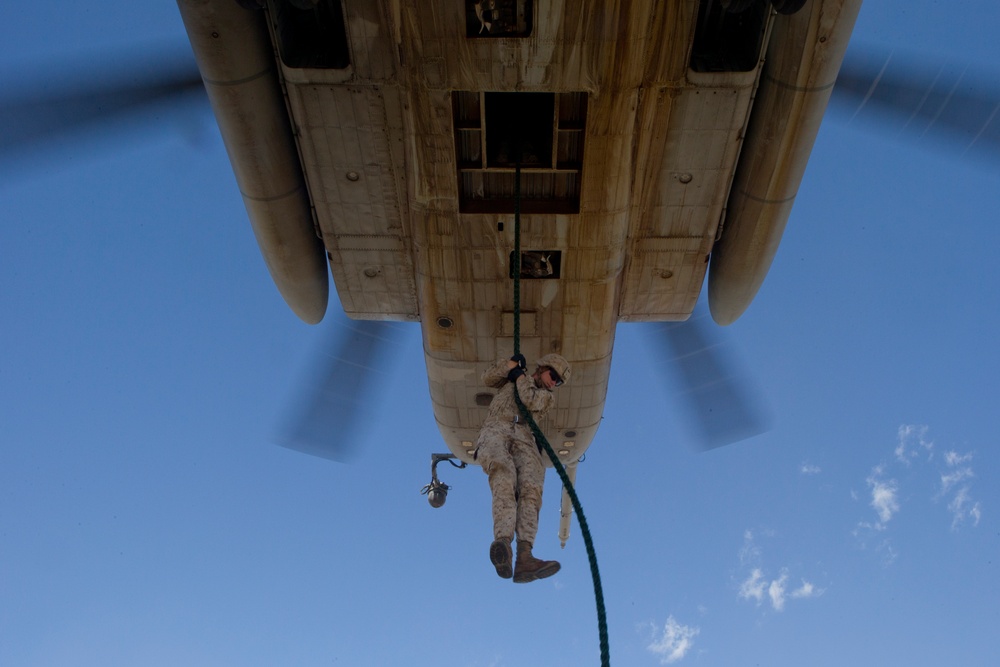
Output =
[{"x1": 510, "y1": 158, "x2": 611, "y2": 667}]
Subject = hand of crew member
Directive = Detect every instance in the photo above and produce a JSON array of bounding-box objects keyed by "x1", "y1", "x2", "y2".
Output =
[{"x1": 507, "y1": 354, "x2": 526, "y2": 381}]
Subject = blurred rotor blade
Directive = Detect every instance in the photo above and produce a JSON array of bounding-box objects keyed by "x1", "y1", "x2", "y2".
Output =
[
  {"x1": 1, "y1": 53, "x2": 206, "y2": 159},
  {"x1": 276, "y1": 318, "x2": 410, "y2": 462},
  {"x1": 650, "y1": 309, "x2": 771, "y2": 450},
  {"x1": 830, "y1": 47, "x2": 1000, "y2": 160}
]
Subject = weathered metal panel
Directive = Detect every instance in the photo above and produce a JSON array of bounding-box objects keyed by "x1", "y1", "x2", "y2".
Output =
[
  {"x1": 286, "y1": 80, "x2": 418, "y2": 319},
  {"x1": 620, "y1": 75, "x2": 757, "y2": 320}
]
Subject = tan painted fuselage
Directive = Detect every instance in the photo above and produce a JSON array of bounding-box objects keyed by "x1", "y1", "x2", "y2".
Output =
[{"x1": 177, "y1": 0, "x2": 861, "y2": 472}]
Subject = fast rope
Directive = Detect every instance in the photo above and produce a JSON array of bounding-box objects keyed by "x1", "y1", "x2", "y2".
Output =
[{"x1": 510, "y1": 158, "x2": 611, "y2": 667}]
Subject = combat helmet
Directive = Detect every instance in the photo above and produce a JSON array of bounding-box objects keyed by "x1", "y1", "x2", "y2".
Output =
[{"x1": 536, "y1": 353, "x2": 571, "y2": 384}]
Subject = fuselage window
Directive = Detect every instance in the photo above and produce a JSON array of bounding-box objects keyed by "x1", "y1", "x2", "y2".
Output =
[{"x1": 465, "y1": 0, "x2": 534, "y2": 38}]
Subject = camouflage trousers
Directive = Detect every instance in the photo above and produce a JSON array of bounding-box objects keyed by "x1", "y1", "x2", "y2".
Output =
[{"x1": 475, "y1": 421, "x2": 545, "y2": 546}]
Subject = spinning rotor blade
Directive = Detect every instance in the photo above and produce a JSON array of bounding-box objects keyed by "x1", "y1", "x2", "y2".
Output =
[
  {"x1": 831, "y1": 48, "x2": 1000, "y2": 160},
  {"x1": 650, "y1": 309, "x2": 771, "y2": 450},
  {"x1": 277, "y1": 317, "x2": 409, "y2": 462},
  {"x1": 1, "y1": 53, "x2": 206, "y2": 160}
]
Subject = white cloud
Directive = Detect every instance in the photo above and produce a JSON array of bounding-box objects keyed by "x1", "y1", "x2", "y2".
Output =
[
  {"x1": 944, "y1": 451, "x2": 973, "y2": 466},
  {"x1": 856, "y1": 427, "x2": 984, "y2": 564},
  {"x1": 736, "y1": 532, "x2": 824, "y2": 612},
  {"x1": 739, "y1": 528, "x2": 775, "y2": 568},
  {"x1": 876, "y1": 538, "x2": 899, "y2": 567},
  {"x1": 939, "y1": 450, "x2": 981, "y2": 529},
  {"x1": 853, "y1": 520, "x2": 883, "y2": 535},
  {"x1": 791, "y1": 580, "x2": 822, "y2": 599},
  {"x1": 970, "y1": 503, "x2": 982, "y2": 525},
  {"x1": 895, "y1": 424, "x2": 933, "y2": 464},
  {"x1": 853, "y1": 519, "x2": 898, "y2": 566},
  {"x1": 871, "y1": 482, "x2": 900, "y2": 523},
  {"x1": 940, "y1": 466, "x2": 974, "y2": 493},
  {"x1": 875, "y1": 538, "x2": 899, "y2": 567},
  {"x1": 940, "y1": 451, "x2": 974, "y2": 493},
  {"x1": 647, "y1": 616, "x2": 699, "y2": 664},
  {"x1": 889, "y1": 433, "x2": 985, "y2": 533},
  {"x1": 768, "y1": 574, "x2": 788, "y2": 611},
  {"x1": 800, "y1": 462, "x2": 821, "y2": 475},
  {"x1": 739, "y1": 530, "x2": 761, "y2": 566},
  {"x1": 739, "y1": 569, "x2": 820, "y2": 611},
  {"x1": 948, "y1": 486, "x2": 982, "y2": 529},
  {"x1": 867, "y1": 469, "x2": 900, "y2": 526},
  {"x1": 738, "y1": 568, "x2": 766, "y2": 604}
]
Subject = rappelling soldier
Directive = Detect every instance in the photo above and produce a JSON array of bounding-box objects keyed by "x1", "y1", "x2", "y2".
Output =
[{"x1": 474, "y1": 353, "x2": 571, "y2": 583}]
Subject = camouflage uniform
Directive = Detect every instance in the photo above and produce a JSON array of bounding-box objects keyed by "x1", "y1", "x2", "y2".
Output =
[{"x1": 475, "y1": 358, "x2": 556, "y2": 545}]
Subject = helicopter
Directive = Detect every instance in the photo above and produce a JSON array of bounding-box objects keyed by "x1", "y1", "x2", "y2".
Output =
[
  {"x1": 178, "y1": 0, "x2": 999, "y2": 539},
  {"x1": 6, "y1": 0, "x2": 997, "y2": 544},
  {"x1": 168, "y1": 0, "x2": 857, "y2": 483}
]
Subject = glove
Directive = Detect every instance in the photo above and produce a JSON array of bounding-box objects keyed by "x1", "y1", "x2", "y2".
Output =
[
  {"x1": 507, "y1": 366, "x2": 525, "y2": 383},
  {"x1": 510, "y1": 354, "x2": 526, "y2": 370}
]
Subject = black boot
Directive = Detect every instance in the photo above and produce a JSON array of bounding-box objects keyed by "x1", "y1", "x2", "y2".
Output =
[{"x1": 490, "y1": 539, "x2": 513, "y2": 579}]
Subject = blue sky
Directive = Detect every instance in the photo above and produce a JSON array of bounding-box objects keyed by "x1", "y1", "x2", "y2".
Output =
[{"x1": 2, "y1": 2, "x2": 998, "y2": 666}]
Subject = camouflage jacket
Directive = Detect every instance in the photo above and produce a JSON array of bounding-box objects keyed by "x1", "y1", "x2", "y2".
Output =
[{"x1": 481, "y1": 358, "x2": 555, "y2": 427}]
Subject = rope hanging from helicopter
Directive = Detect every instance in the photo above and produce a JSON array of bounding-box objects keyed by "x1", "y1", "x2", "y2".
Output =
[{"x1": 510, "y1": 155, "x2": 611, "y2": 667}]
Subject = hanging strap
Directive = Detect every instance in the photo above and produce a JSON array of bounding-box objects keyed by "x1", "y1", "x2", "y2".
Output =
[{"x1": 510, "y1": 158, "x2": 611, "y2": 667}]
